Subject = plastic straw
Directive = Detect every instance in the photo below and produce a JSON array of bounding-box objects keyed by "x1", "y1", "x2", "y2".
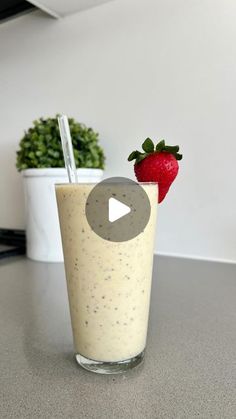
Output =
[{"x1": 58, "y1": 114, "x2": 78, "y2": 183}]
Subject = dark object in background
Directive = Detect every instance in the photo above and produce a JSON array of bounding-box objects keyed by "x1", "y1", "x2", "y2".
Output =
[
  {"x1": 0, "y1": 229, "x2": 26, "y2": 259},
  {"x1": 0, "y1": 0, "x2": 35, "y2": 23}
]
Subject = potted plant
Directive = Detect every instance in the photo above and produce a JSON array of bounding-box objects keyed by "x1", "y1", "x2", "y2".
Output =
[{"x1": 16, "y1": 116, "x2": 105, "y2": 262}]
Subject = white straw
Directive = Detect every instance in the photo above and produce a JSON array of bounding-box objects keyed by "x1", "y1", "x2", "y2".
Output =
[{"x1": 58, "y1": 114, "x2": 78, "y2": 184}]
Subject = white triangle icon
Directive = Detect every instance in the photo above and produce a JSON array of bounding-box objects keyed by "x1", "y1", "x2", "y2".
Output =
[{"x1": 108, "y1": 197, "x2": 131, "y2": 223}]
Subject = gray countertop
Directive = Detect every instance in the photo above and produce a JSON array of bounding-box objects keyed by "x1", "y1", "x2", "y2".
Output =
[{"x1": 0, "y1": 256, "x2": 236, "y2": 418}]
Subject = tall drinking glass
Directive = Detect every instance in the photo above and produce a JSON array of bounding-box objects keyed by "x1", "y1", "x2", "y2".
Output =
[{"x1": 56, "y1": 182, "x2": 157, "y2": 374}]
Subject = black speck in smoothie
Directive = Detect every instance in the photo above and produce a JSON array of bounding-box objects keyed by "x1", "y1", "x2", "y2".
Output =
[
  {"x1": 85, "y1": 321, "x2": 88, "y2": 326},
  {"x1": 112, "y1": 193, "x2": 116, "y2": 196},
  {"x1": 142, "y1": 290, "x2": 145, "y2": 293},
  {"x1": 82, "y1": 229, "x2": 85, "y2": 233},
  {"x1": 94, "y1": 310, "x2": 97, "y2": 314},
  {"x1": 102, "y1": 296, "x2": 105, "y2": 299},
  {"x1": 114, "y1": 307, "x2": 118, "y2": 310}
]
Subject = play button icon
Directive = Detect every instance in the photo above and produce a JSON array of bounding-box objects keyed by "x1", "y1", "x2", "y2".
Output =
[
  {"x1": 85, "y1": 177, "x2": 151, "y2": 242},
  {"x1": 108, "y1": 197, "x2": 131, "y2": 222}
]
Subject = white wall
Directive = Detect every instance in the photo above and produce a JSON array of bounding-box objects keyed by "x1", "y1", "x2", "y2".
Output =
[{"x1": 1, "y1": 0, "x2": 236, "y2": 262}]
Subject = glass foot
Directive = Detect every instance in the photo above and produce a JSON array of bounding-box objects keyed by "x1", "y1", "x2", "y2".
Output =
[{"x1": 75, "y1": 350, "x2": 144, "y2": 374}]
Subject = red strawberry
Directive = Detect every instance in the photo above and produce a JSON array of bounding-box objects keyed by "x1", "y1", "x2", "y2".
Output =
[{"x1": 128, "y1": 138, "x2": 182, "y2": 203}]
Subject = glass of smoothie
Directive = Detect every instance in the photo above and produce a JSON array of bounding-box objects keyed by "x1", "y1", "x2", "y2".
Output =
[{"x1": 55, "y1": 182, "x2": 157, "y2": 374}]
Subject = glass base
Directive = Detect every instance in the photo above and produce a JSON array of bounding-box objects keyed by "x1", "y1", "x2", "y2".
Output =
[{"x1": 75, "y1": 350, "x2": 145, "y2": 374}]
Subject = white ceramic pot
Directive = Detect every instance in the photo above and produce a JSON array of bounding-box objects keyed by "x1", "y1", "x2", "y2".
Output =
[{"x1": 22, "y1": 168, "x2": 103, "y2": 262}]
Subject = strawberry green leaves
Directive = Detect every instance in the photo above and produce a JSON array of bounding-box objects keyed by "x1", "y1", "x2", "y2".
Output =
[
  {"x1": 128, "y1": 138, "x2": 182, "y2": 164},
  {"x1": 155, "y1": 140, "x2": 165, "y2": 152},
  {"x1": 155, "y1": 139, "x2": 182, "y2": 160},
  {"x1": 142, "y1": 138, "x2": 154, "y2": 153},
  {"x1": 127, "y1": 150, "x2": 140, "y2": 161},
  {"x1": 127, "y1": 149, "x2": 147, "y2": 164},
  {"x1": 128, "y1": 138, "x2": 154, "y2": 164},
  {"x1": 162, "y1": 144, "x2": 182, "y2": 160},
  {"x1": 128, "y1": 152, "x2": 147, "y2": 164}
]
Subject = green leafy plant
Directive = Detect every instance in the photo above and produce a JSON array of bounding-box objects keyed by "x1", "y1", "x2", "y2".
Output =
[{"x1": 16, "y1": 116, "x2": 105, "y2": 171}]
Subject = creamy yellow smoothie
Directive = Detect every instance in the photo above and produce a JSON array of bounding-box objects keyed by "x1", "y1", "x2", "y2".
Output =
[{"x1": 56, "y1": 183, "x2": 157, "y2": 363}]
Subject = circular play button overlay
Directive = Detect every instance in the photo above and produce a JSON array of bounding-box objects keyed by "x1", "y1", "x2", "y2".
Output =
[{"x1": 85, "y1": 177, "x2": 151, "y2": 242}]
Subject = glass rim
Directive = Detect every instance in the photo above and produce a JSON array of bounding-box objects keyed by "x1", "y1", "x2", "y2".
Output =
[{"x1": 55, "y1": 181, "x2": 158, "y2": 186}]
